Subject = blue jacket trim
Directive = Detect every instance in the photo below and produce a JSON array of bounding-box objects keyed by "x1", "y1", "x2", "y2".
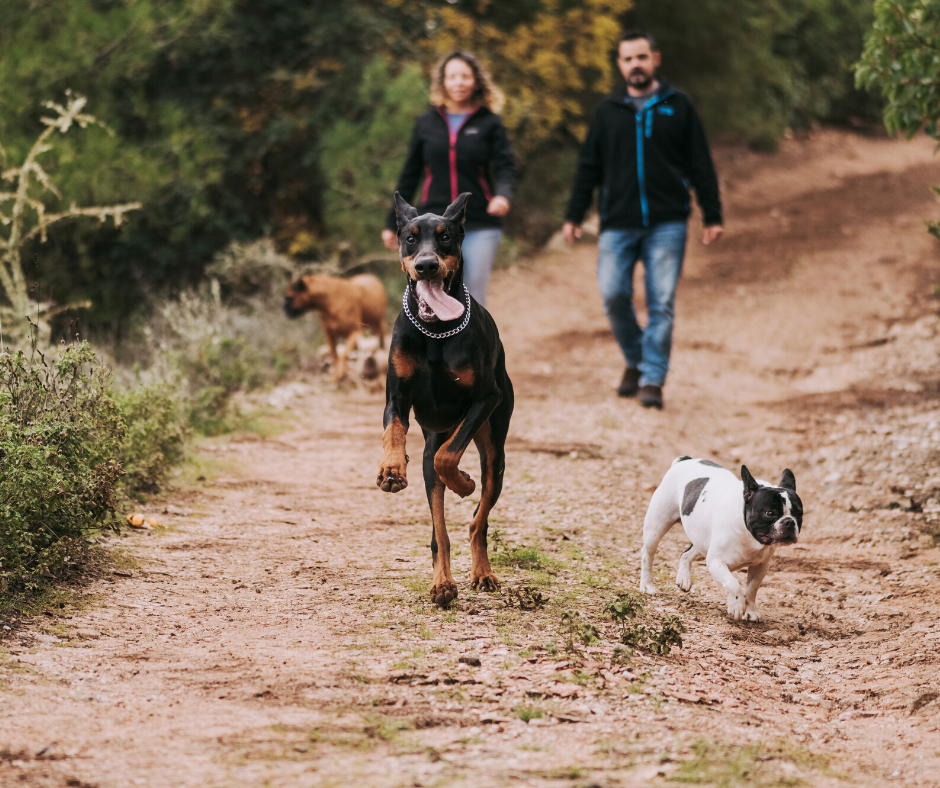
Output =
[{"x1": 634, "y1": 90, "x2": 676, "y2": 227}]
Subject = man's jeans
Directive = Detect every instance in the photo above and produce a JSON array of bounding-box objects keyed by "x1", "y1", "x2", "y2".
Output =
[{"x1": 597, "y1": 222, "x2": 688, "y2": 387}]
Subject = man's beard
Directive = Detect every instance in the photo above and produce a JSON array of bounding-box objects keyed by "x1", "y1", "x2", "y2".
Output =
[{"x1": 628, "y1": 69, "x2": 654, "y2": 91}]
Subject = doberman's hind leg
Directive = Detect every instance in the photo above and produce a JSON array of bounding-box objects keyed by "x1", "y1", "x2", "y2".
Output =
[
  {"x1": 424, "y1": 429, "x2": 457, "y2": 607},
  {"x1": 468, "y1": 420, "x2": 503, "y2": 592},
  {"x1": 469, "y1": 372, "x2": 512, "y2": 593}
]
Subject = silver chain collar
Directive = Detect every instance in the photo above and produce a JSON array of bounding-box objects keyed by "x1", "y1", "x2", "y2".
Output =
[{"x1": 402, "y1": 284, "x2": 471, "y2": 339}]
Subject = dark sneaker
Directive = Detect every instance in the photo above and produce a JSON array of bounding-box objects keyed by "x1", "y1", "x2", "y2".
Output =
[
  {"x1": 638, "y1": 384, "x2": 663, "y2": 409},
  {"x1": 617, "y1": 367, "x2": 641, "y2": 397}
]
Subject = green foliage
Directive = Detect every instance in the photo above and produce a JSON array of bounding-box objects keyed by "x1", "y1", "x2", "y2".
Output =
[
  {"x1": 604, "y1": 592, "x2": 686, "y2": 656},
  {"x1": 674, "y1": 739, "x2": 831, "y2": 786},
  {"x1": 116, "y1": 384, "x2": 188, "y2": 497},
  {"x1": 321, "y1": 59, "x2": 429, "y2": 252},
  {"x1": 491, "y1": 544, "x2": 559, "y2": 570},
  {"x1": 0, "y1": 342, "x2": 124, "y2": 590},
  {"x1": 857, "y1": 1, "x2": 940, "y2": 240},
  {"x1": 856, "y1": 0, "x2": 940, "y2": 139},
  {"x1": 628, "y1": 0, "x2": 878, "y2": 148},
  {"x1": 560, "y1": 610, "x2": 600, "y2": 653}
]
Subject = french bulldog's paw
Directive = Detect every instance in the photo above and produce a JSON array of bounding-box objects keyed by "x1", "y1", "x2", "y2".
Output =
[
  {"x1": 639, "y1": 580, "x2": 659, "y2": 595},
  {"x1": 675, "y1": 569, "x2": 692, "y2": 592},
  {"x1": 742, "y1": 607, "x2": 762, "y2": 623},
  {"x1": 727, "y1": 593, "x2": 747, "y2": 620}
]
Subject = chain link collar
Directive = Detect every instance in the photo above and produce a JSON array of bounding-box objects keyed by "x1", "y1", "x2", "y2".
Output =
[{"x1": 402, "y1": 284, "x2": 471, "y2": 339}]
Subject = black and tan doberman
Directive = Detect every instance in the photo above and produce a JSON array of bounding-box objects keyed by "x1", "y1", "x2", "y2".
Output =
[{"x1": 377, "y1": 192, "x2": 513, "y2": 607}]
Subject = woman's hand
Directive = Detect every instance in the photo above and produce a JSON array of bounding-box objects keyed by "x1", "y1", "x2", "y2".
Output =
[
  {"x1": 486, "y1": 196, "x2": 510, "y2": 217},
  {"x1": 381, "y1": 229, "x2": 398, "y2": 251}
]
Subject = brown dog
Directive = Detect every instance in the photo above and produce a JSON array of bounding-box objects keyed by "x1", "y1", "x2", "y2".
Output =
[{"x1": 284, "y1": 273, "x2": 386, "y2": 381}]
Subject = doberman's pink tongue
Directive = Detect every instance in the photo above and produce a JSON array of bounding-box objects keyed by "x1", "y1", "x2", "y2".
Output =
[{"x1": 416, "y1": 280, "x2": 464, "y2": 321}]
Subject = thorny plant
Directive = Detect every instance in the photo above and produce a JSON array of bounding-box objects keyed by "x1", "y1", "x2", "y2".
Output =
[
  {"x1": 503, "y1": 584, "x2": 547, "y2": 610},
  {"x1": 604, "y1": 592, "x2": 687, "y2": 657},
  {"x1": 0, "y1": 92, "x2": 140, "y2": 342},
  {"x1": 560, "y1": 610, "x2": 600, "y2": 655}
]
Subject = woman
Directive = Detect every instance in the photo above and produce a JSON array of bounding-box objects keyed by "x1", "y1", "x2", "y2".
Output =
[{"x1": 383, "y1": 51, "x2": 517, "y2": 307}]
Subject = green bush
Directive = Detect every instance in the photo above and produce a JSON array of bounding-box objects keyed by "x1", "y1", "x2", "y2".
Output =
[
  {"x1": 0, "y1": 343, "x2": 125, "y2": 591},
  {"x1": 116, "y1": 384, "x2": 189, "y2": 497}
]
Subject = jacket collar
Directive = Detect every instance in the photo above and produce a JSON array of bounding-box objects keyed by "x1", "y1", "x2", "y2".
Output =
[{"x1": 607, "y1": 80, "x2": 675, "y2": 109}]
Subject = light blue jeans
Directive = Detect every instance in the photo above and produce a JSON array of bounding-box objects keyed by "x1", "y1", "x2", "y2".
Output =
[
  {"x1": 597, "y1": 222, "x2": 688, "y2": 387},
  {"x1": 462, "y1": 229, "x2": 503, "y2": 307}
]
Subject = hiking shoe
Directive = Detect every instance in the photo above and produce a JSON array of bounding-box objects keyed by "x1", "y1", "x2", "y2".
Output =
[
  {"x1": 638, "y1": 384, "x2": 663, "y2": 409},
  {"x1": 617, "y1": 367, "x2": 641, "y2": 397}
]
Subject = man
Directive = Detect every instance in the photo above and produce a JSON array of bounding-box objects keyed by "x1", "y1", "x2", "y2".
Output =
[{"x1": 563, "y1": 30, "x2": 723, "y2": 409}]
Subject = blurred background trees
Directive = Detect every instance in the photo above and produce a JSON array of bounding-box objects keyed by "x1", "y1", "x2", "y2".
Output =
[{"x1": 0, "y1": 0, "x2": 886, "y2": 344}]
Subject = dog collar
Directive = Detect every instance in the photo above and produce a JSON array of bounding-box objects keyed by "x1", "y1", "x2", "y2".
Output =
[{"x1": 402, "y1": 284, "x2": 472, "y2": 339}]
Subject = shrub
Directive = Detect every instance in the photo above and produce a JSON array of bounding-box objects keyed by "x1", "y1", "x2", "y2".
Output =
[
  {"x1": 605, "y1": 592, "x2": 687, "y2": 656},
  {"x1": 116, "y1": 384, "x2": 189, "y2": 497},
  {"x1": 0, "y1": 342, "x2": 125, "y2": 590}
]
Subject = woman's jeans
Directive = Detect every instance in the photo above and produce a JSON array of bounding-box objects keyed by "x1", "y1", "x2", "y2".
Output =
[
  {"x1": 462, "y1": 229, "x2": 503, "y2": 307},
  {"x1": 597, "y1": 222, "x2": 688, "y2": 387}
]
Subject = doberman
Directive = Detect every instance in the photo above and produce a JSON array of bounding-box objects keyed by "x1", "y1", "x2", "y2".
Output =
[{"x1": 377, "y1": 192, "x2": 513, "y2": 607}]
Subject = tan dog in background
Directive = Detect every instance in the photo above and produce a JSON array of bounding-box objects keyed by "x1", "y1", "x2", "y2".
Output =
[{"x1": 284, "y1": 273, "x2": 386, "y2": 381}]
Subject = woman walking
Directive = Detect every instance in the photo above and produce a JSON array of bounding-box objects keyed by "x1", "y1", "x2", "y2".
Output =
[{"x1": 383, "y1": 51, "x2": 517, "y2": 307}]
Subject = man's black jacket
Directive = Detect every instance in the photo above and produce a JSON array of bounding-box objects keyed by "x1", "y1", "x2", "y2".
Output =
[
  {"x1": 386, "y1": 106, "x2": 517, "y2": 233},
  {"x1": 565, "y1": 81, "x2": 722, "y2": 231}
]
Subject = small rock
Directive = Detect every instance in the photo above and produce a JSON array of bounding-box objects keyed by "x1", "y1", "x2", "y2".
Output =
[{"x1": 459, "y1": 654, "x2": 481, "y2": 667}]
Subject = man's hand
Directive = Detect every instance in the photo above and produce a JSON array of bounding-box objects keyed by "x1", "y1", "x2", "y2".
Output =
[
  {"x1": 486, "y1": 196, "x2": 510, "y2": 216},
  {"x1": 702, "y1": 225, "x2": 724, "y2": 245},
  {"x1": 381, "y1": 229, "x2": 398, "y2": 251},
  {"x1": 562, "y1": 221, "x2": 582, "y2": 246}
]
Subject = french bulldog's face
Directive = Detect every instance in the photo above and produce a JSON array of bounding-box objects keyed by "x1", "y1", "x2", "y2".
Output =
[{"x1": 742, "y1": 466, "x2": 803, "y2": 546}]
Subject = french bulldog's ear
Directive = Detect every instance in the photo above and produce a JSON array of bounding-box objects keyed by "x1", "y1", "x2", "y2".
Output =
[
  {"x1": 393, "y1": 192, "x2": 419, "y2": 231},
  {"x1": 779, "y1": 469, "x2": 796, "y2": 491},
  {"x1": 442, "y1": 192, "x2": 472, "y2": 224},
  {"x1": 741, "y1": 465, "x2": 759, "y2": 498}
]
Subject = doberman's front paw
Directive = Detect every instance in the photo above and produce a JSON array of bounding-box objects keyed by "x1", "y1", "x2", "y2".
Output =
[
  {"x1": 429, "y1": 580, "x2": 458, "y2": 607},
  {"x1": 470, "y1": 570, "x2": 500, "y2": 593},
  {"x1": 377, "y1": 456, "x2": 408, "y2": 493}
]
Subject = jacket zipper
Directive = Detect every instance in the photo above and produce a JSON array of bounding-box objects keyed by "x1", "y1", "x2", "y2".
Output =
[
  {"x1": 633, "y1": 92, "x2": 672, "y2": 228},
  {"x1": 421, "y1": 166, "x2": 432, "y2": 203},
  {"x1": 478, "y1": 166, "x2": 492, "y2": 200},
  {"x1": 436, "y1": 106, "x2": 481, "y2": 202}
]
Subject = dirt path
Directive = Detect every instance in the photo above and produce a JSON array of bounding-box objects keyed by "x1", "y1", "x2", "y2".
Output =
[{"x1": 3, "y1": 129, "x2": 940, "y2": 788}]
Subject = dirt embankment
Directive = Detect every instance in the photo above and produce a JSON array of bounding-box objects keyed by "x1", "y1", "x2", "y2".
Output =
[{"x1": 2, "y1": 129, "x2": 940, "y2": 788}]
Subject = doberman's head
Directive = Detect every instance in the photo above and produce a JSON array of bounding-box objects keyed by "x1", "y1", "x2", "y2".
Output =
[
  {"x1": 394, "y1": 191, "x2": 471, "y2": 323},
  {"x1": 283, "y1": 274, "x2": 329, "y2": 319}
]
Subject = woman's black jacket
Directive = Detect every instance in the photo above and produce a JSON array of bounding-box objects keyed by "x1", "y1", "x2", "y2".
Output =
[{"x1": 385, "y1": 106, "x2": 517, "y2": 233}]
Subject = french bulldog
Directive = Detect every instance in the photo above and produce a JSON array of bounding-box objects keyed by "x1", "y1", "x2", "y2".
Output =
[{"x1": 639, "y1": 457, "x2": 803, "y2": 621}]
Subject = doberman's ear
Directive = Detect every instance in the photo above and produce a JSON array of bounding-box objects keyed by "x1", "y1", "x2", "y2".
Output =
[
  {"x1": 442, "y1": 192, "x2": 472, "y2": 224},
  {"x1": 778, "y1": 469, "x2": 796, "y2": 492},
  {"x1": 393, "y1": 192, "x2": 419, "y2": 231},
  {"x1": 741, "y1": 465, "x2": 759, "y2": 499}
]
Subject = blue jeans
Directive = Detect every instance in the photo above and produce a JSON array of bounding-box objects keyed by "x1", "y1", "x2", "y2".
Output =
[
  {"x1": 597, "y1": 223, "x2": 688, "y2": 387},
  {"x1": 462, "y1": 229, "x2": 502, "y2": 307}
]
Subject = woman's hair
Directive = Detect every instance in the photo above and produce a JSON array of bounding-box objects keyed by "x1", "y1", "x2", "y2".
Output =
[{"x1": 430, "y1": 50, "x2": 505, "y2": 113}]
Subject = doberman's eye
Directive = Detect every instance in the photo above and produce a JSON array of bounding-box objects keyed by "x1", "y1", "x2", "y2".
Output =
[
  {"x1": 442, "y1": 234, "x2": 451, "y2": 243},
  {"x1": 406, "y1": 235, "x2": 416, "y2": 244}
]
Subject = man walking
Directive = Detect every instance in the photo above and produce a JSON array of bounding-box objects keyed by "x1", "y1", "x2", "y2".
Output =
[{"x1": 563, "y1": 30, "x2": 723, "y2": 409}]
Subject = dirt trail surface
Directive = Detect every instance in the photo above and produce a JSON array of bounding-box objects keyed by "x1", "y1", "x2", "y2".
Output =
[{"x1": 3, "y1": 130, "x2": 940, "y2": 788}]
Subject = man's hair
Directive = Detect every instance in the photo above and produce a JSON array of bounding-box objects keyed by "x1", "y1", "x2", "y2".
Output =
[{"x1": 618, "y1": 29, "x2": 658, "y2": 51}]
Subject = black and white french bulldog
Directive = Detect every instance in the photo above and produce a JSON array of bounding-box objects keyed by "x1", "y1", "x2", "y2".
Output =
[{"x1": 639, "y1": 457, "x2": 803, "y2": 621}]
